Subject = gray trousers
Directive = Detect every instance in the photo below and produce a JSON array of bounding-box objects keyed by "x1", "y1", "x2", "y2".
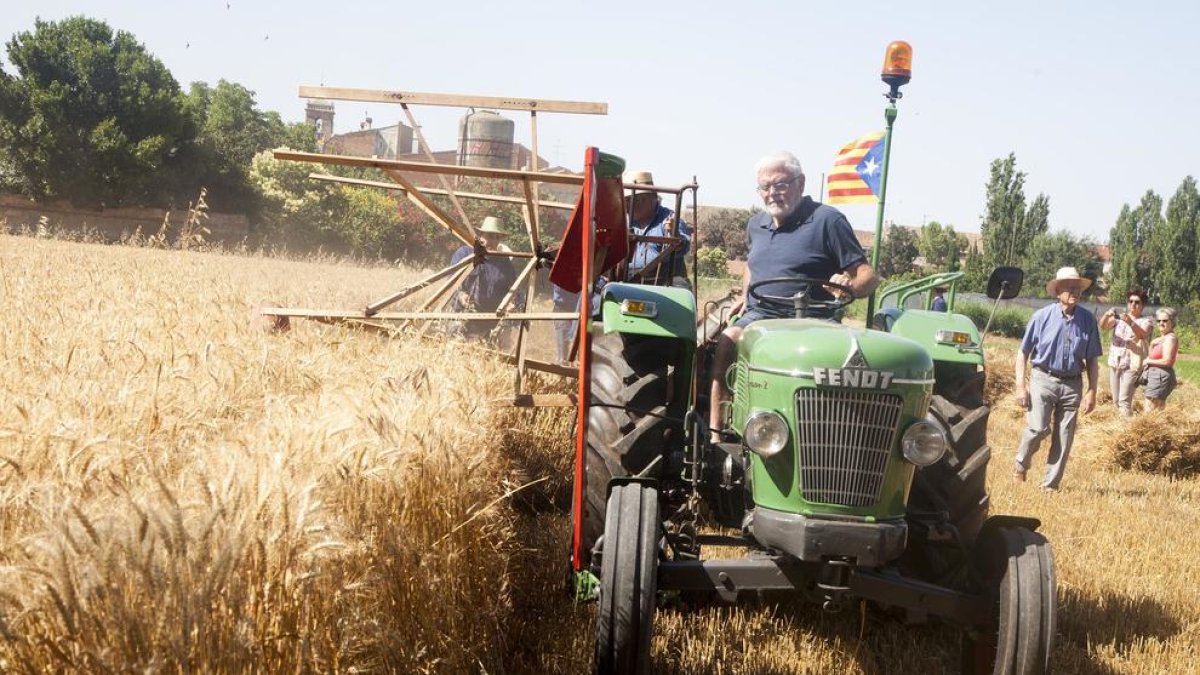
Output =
[
  {"x1": 1015, "y1": 368, "x2": 1082, "y2": 489},
  {"x1": 1109, "y1": 364, "x2": 1138, "y2": 417}
]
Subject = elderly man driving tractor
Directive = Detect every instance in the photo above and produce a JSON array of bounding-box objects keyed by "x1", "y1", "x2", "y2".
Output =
[{"x1": 708, "y1": 151, "x2": 880, "y2": 441}]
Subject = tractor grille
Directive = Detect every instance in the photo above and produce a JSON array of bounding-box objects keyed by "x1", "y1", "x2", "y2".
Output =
[{"x1": 794, "y1": 389, "x2": 903, "y2": 507}]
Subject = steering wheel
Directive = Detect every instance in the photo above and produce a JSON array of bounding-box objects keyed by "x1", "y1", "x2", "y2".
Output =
[{"x1": 747, "y1": 275, "x2": 855, "y2": 316}]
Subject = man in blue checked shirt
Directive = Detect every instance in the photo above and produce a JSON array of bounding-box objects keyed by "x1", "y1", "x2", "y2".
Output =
[
  {"x1": 1012, "y1": 266, "x2": 1102, "y2": 491},
  {"x1": 623, "y1": 170, "x2": 691, "y2": 287}
]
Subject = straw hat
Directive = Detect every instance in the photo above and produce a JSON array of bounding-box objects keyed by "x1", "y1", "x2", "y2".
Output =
[
  {"x1": 623, "y1": 169, "x2": 655, "y2": 186},
  {"x1": 477, "y1": 216, "x2": 507, "y2": 236},
  {"x1": 1045, "y1": 266, "x2": 1092, "y2": 296}
]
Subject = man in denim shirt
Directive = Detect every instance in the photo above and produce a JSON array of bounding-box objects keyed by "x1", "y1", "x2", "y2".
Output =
[
  {"x1": 624, "y1": 170, "x2": 691, "y2": 287},
  {"x1": 1012, "y1": 266, "x2": 1102, "y2": 491}
]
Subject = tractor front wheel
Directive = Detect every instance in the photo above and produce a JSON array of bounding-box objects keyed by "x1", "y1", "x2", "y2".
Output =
[
  {"x1": 962, "y1": 526, "x2": 1057, "y2": 675},
  {"x1": 594, "y1": 482, "x2": 660, "y2": 675},
  {"x1": 580, "y1": 331, "x2": 684, "y2": 569}
]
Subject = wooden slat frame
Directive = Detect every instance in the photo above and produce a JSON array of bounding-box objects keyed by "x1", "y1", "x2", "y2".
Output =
[
  {"x1": 307, "y1": 173, "x2": 576, "y2": 210},
  {"x1": 363, "y1": 255, "x2": 474, "y2": 316},
  {"x1": 261, "y1": 307, "x2": 575, "y2": 321},
  {"x1": 383, "y1": 168, "x2": 474, "y2": 246},
  {"x1": 273, "y1": 150, "x2": 585, "y2": 185},
  {"x1": 299, "y1": 85, "x2": 607, "y2": 114},
  {"x1": 400, "y1": 102, "x2": 475, "y2": 237}
]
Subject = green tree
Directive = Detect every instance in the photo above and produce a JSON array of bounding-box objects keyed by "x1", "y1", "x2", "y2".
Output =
[
  {"x1": 917, "y1": 220, "x2": 968, "y2": 272},
  {"x1": 0, "y1": 17, "x2": 193, "y2": 206},
  {"x1": 877, "y1": 224, "x2": 919, "y2": 278},
  {"x1": 1150, "y1": 176, "x2": 1200, "y2": 304},
  {"x1": 961, "y1": 241, "x2": 987, "y2": 291},
  {"x1": 1108, "y1": 190, "x2": 1163, "y2": 299},
  {"x1": 697, "y1": 206, "x2": 756, "y2": 260},
  {"x1": 182, "y1": 80, "x2": 316, "y2": 213},
  {"x1": 1023, "y1": 230, "x2": 1103, "y2": 298},
  {"x1": 980, "y1": 153, "x2": 1051, "y2": 270},
  {"x1": 696, "y1": 246, "x2": 730, "y2": 278}
]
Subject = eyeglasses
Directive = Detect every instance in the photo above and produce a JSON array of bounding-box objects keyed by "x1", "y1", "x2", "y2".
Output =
[
  {"x1": 1156, "y1": 319, "x2": 1171, "y2": 324},
  {"x1": 757, "y1": 177, "x2": 798, "y2": 194}
]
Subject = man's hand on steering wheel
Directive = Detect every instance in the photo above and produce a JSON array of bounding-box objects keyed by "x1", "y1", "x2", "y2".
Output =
[{"x1": 827, "y1": 272, "x2": 854, "y2": 300}]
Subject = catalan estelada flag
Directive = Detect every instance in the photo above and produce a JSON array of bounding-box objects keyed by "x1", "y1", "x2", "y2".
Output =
[{"x1": 826, "y1": 131, "x2": 886, "y2": 204}]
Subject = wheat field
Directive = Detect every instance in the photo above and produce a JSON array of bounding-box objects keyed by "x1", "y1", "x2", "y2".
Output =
[{"x1": 1, "y1": 235, "x2": 1198, "y2": 674}]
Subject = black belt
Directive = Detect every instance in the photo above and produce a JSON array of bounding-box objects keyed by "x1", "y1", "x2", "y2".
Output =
[{"x1": 1034, "y1": 365, "x2": 1080, "y2": 380}]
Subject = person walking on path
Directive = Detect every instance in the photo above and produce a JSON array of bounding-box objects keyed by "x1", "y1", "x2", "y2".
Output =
[
  {"x1": 1142, "y1": 307, "x2": 1180, "y2": 411},
  {"x1": 1098, "y1": 289, "x2": 1152, "y2": 416},
  {"x1": 1012, "y1": 267, "x2": 1102, "y2": 491}
]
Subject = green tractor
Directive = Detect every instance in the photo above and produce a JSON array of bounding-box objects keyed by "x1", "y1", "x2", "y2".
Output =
[{"x1": 557, "y1": 150, "x2": 1052, "y2": 674}]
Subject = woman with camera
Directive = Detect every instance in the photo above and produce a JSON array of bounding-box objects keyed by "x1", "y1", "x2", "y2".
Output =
[
  {"x1": 1099, "y1": 289, "x2": 1153, "y2": 417},
  {"x1": 1142, "y1": 307, "x2": 1180, "y2": 411}
]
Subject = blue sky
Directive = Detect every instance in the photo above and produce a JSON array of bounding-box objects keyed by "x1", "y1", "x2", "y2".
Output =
[{"x1": 3, "y1": 1, "x2": 1197, "y2": 242}]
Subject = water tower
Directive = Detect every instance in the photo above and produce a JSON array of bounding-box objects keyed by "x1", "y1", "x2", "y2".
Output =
[{"x1": 457, "y1": 110, "x2": 515, "y2": 169}]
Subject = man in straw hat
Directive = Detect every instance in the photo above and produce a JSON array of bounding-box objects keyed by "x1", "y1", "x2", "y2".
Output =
[
  {"x1": 1012, "y1": 266, "x2": 1102, "y2": 491},
  {"x1": 623, "y1": 169, "x2": 692, "y2": 287},
  {"x1": 448, "y1": 215, "x2": 521, "y2": 340}
]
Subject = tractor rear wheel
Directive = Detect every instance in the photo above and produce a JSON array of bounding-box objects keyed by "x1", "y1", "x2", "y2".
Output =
[
  {"x1": 594, "y1": 482, "x2": 660, "y2": 675},
  {"x1": 962, "y1": 526, "x2": 1057, "y2": 675},
  {"x1": 580, "y1": 330, "x2": 684, "y2": 569},
  {"x1": 911, "y1": 366, "x2": 991, "y2": 544}
]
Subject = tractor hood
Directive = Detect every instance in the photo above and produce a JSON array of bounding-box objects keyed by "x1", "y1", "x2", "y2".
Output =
[{"x1": 739, "y1": 319, "x2": 933, "y2": 383}]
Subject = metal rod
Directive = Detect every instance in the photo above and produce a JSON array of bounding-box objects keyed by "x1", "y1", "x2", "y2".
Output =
[
  {"x1": 864, "y1": 103, "x2": 898, "y2": 324},
  {"x1": 571, "y1": 147, "x2": 598, "y2": 573}
]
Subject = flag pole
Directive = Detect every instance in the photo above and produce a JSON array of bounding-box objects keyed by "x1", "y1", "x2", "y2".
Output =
[
  {"x1": 865, "y1": 41, "x2": 912, "y2": 327},
  {"x1": 864, "y1": 104, "x2": 897, "y2": 324}
]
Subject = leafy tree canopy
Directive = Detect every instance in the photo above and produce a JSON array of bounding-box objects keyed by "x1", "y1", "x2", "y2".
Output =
[
  {"x1": 182, "y1": 80, "x2": 315, "y2": 212},
  {"x1": 0, "y1": 16, "x2": 193, "y2": 206},
  {"x1": 917, "y1": 220, "x2": 968, "y2": 272},
  {"x1": 696, "y1": 206, "x2": 757, "y2": 260},
  {"x1": 876, "y1": 223, "x2": 919, "y2": 278},
  {"x1": 1023, "y1": 230, "x2": 1103, "y2": 298},
  {"x1": 1151, "y1": 176, "x2": 1200, "y2": 305},
  {"x1": 1107, "y1": 190, "x2": 1163, "y2": 300},
  {"x1": 979, "y1": 153, "x2": 1050, "y2": 271}
]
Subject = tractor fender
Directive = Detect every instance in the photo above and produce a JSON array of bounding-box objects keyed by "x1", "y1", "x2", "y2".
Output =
[
  {"x1": 600, "y1": 282, "x2": 696, "y2": 340},
  {"x1": 886, "y1": 309, "x2": 985, "y2": 366},
  {"x1": 977, "y1": 514, "x2": 1042, "y2": 541}
]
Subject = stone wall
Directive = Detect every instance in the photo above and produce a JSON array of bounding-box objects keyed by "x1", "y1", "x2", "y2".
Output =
[
  {"x1": 0, "y1": 193, "x2": 250, "y2": 242},
  {"x1": 0, "y1": 194, "x2": 251, "y2": 244}
]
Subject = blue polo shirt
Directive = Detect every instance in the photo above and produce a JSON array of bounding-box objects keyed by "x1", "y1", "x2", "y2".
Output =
[
  {"x1": 744, "y1": 197, "x2": 867, "y2": 316},
  {"x1": 1019, "y1": 302, "x2": 1102, "y2": 377}
]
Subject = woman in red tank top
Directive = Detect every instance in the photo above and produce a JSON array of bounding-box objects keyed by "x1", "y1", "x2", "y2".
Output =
[{"x1": 1142, "y1": 307, "x2": 1179, "y2": 411}]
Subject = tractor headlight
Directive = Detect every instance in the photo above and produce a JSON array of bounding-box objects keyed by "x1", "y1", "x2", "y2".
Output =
[
  {"x1": 744, "y1": 411, "x2": 789, "y2": 458},
  {"x1": 935, "y1": 329, "x2": 974, "y2": 347},
  {"x1": 901, "y1": 419, "x2": 947, "y2": 466}
]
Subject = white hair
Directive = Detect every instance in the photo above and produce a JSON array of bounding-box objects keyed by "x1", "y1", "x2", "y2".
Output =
[{"x1": 754, "y1": 151, "x2": 804, "y2": 179}]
